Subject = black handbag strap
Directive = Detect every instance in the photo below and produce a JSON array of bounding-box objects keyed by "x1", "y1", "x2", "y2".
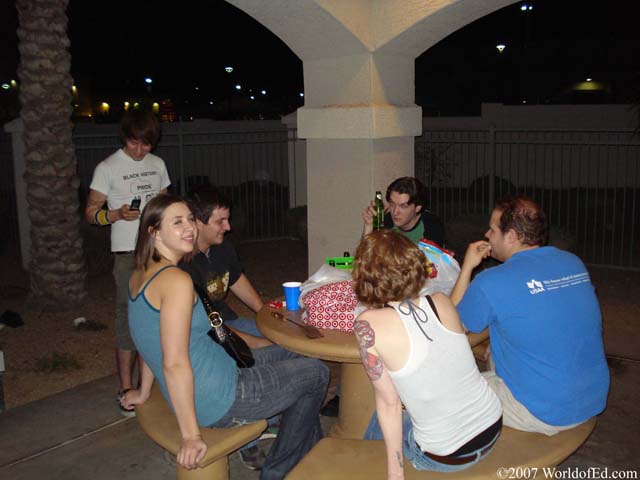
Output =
[{"x1": 193, "y1": 283, "x2": 224, "y2": 327}]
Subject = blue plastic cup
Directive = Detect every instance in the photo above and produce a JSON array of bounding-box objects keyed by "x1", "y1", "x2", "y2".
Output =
[{"x1": 282, "y1": 281, "x2": 302, "y2": 311}]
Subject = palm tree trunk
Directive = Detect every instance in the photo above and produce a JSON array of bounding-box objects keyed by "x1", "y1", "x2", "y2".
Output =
[{"x1": 16, "y1": 0, "x2": 87, "y2": 307}]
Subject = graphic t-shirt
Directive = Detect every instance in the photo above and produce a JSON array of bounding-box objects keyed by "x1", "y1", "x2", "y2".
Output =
[
  {"x1": 89, "y1": 149, "x2": 171, "y2": 252},
  {"x1": 458, "y1": 247, "x2": 610, "y2": 426},
  {"x1": 180, "y1": 239, "x2": 243, "y2": 321}
]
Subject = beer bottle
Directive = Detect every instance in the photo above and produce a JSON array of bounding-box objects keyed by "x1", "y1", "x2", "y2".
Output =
[{"x1": 373, "y1": 191, "x2": 384, "y2": 230}]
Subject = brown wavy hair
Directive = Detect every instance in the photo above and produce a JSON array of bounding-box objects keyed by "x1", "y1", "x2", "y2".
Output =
[
  {"x1": 353, "y1": 230, "x2": 427, "y2": 307},
  {"x1": 495, "y1": 196, "x2": 548, "y2": 246},
  {"x1": 134, "y1": 193, "x2": 187, "y2": 269}
]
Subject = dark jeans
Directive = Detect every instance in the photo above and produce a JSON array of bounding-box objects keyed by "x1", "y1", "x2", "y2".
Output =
[{"x1": 211, "y1": 345, "x2": 329, "y2": 480}]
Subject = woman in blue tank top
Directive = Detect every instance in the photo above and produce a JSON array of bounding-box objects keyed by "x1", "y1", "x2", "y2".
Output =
[
  {"x1": 353, "y1": 230, "x2": 502, "y2": 478},
  {"x1": 121, "y1": 194, "x2": 329, "y2": 479}
]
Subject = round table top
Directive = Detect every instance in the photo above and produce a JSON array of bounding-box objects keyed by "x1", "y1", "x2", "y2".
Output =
[
  {"x1": 256, "y1": 306, "x2": 489, "y2": 364},
  {"x1": 256, "y1": 307, "x2": 361, "y2": 363}
]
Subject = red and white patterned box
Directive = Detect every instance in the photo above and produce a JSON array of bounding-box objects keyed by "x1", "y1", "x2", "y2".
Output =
[{"x1": 302, "y1": 280, "x2": 357, "y2": 332}]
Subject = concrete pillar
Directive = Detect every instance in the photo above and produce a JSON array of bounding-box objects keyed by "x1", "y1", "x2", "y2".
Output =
[{"x1": 227, "y1": 0, "x2": 518, "y2": 272}]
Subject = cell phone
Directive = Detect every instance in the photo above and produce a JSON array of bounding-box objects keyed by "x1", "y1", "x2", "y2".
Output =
[{"x1": 130, "y1": 198, "x2": 141, "y2": 211}]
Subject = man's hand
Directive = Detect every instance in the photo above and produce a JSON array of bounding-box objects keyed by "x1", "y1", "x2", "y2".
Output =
[
  {"x1": 362, "y1": 200, "x2": 377, "y2": 226},
  {"x1": 362, "y1": 200, "x2": 387, "y2": 236},
  {"x1": 463, "y1": 241, "x2": 491, "y2": 271},
  {"x1": 450, "y1": 240, "x2": 491, "y2": 306},
  {"x1": 118, "y1": 203, "x2": 141, "y2": 222}
]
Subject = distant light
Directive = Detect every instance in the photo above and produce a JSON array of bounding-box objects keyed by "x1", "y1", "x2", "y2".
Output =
[
  {"x1": 225, "y1": 66, "x2": 233, "y2": 73},
  {"x1": 299, "y1": 92, "x2": 304, "y2": 97},
  {"x1": 209, "y1": 100, "x2": 214, "y2": 105},
  {"x1": 194, "y1": 86, "x2": 199, "y2": 91},
  {"x1": 235, "y1": 84, "x2": 242, "y2": 90},
  {"x1": 144, "y1": 77, "x2": 153, "y2": 84},
  {"x1": 522, "y1": 100, "x2": 527, "y2": 104},
  {"x1": 521, "y1": 4, "x2": 527, "y2": 10},
  {"x1": 152, "y1": 102, "x2": 160, "y2": 113},
  {"x1": 261, "y1": 90, "x2": 267, "y2": 95},
  {"x1": 124, "y1": 101, "x2": 130, "y2": 111},
  {"x1": 496, "y1": 44, "x2": 506, "y2": 53},
  {"x1": 1, "y1": 83, "x2": 9, "y2": 90},
  {"x1": 586, "y1": 78, "x2": 592, "y2": 82},
  {"x1": 10, "y1": 79, "x2": 17, "y2": 88},
  {"x1": 133, "y1": 102, "x2": 140, "y2": 109},
  {"x1": 250, "y1": 95, "x2": 255, "y2": 100},
  {"x1": 529, "y1": 5, "x2": 533, "y2": 10},
  {"x1": 100, "y1": 102, "x2": 110, "y2": 113},
  {"x1": 521, "y1": 4, "x2": 533, "y2": 11}
]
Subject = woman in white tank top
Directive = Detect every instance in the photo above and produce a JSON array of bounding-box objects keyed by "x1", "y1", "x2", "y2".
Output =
[{"x1": 353, "y1": 231, "x2": 502, "y2": 479}]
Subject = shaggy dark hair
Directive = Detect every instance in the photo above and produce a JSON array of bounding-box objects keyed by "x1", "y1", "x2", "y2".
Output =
[
  {"x1": 134, "y1": 194, "x2": 187, "y2": 269},
  {"x1": 353, "y1": 230, "x2": 427, "y2": 307},
  {"x1": 386, "y1": 177, "x2": 427, "y2": 208},
  {"x1": 185, "y1": 185, "x2": 232, "y2": 224},
  {"x1": 494, "y1": 196, "x2": 548, "y2": 246},
  {"x1": 119, "y1": 109, "x2": 160, "y2": 147}
]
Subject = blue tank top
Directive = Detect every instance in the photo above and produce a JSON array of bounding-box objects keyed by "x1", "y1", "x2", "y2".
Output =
[{"x1": 128, "y1": 265, "x2": 238, "y2": 426}]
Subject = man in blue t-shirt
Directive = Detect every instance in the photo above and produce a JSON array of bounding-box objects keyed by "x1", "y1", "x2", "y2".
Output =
[{"x1": 450, "y1": 196, "x2": 609, "y2": 435}]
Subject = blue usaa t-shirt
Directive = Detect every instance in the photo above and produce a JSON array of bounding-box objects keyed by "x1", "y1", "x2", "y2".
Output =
[{"x1": 458, "y1": 247, "x2": 610, "y2": 426}]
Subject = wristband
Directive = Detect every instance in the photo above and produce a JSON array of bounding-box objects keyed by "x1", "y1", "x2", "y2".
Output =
[{"x1": 94, "y1": 209, "x2": 111, "y2": 226}]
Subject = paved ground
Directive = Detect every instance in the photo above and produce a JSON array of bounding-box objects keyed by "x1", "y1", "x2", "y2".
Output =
[{"x1": 0, "y1": 240, "x2": 638, "y2": 479}]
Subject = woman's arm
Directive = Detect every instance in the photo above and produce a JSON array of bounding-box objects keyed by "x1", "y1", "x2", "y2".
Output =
[
  {"x1": 159, "y1": 269, "x2": 207, "y2": 470},
  {"x1": 354, "y1": 316, "x2": 405, "y2": 480},
  {"x1": 120, "y1": 357, "x2": 154, "y2": 408}
]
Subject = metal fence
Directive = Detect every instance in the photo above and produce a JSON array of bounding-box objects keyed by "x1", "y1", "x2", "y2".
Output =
[
  {"x1": 416, "y1": 128, "x2": 640, "y2": 269},
  {"x1": 74, "y1": 125, "x2": 293, "y2": 241}
]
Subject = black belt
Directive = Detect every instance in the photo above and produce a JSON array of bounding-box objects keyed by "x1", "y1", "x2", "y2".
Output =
[{"x1": 113, "y1": 251, "x2": 134, "y2": 255}]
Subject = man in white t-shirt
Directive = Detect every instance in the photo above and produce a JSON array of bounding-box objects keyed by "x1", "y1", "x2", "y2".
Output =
[{"x1": 85, "y1": 110, "x2": 171, "y2": 416}]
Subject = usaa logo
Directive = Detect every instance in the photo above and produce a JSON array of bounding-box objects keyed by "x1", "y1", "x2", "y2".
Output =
[{"x1": 526, "y1": 279, "x2": 545, "y2": 295}]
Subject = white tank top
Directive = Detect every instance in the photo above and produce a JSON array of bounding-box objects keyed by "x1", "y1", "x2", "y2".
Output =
[{"x1": 387, "y1": 296, "x2": 502, "y2": 456}]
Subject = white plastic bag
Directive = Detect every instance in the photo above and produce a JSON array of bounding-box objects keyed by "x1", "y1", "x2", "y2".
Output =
[{"x1": 418, "y1": 240, "x2": 461, "y2": 296}]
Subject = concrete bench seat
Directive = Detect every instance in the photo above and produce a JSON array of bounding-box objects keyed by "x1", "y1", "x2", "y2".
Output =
[
  {"x1": 287, "y1": 418, "x2": 596, "y2": 480},
  {"x1": 136, "y1": 384, "x2": 267, "y2": 480}
]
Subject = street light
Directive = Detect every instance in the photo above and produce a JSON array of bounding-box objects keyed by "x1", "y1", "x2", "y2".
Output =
[
  {"x1": 1, "y1": 84, "x2": 9, "y2": 90},
  {"x1": 144, "y1": 77, "x2": 153, "y2": 84},
  {"x1": 261, "y1": 90, "x2": 267, "y2": 95},
  {"x1": 299, "y1": 92, "x2": 304, "y2": 97},
  {"x1": 225, "y1": 66, "x2": 233, "y2": 73},
  {"x1": 496, "y1": 44, "x2": 506, "y2": 53},
  {"x1": 235, "y1": 84, "x2": 242, "y2": 90}
]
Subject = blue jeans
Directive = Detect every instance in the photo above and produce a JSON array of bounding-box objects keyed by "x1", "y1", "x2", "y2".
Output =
[
  {"x1": 211, "y1": 345, "x2": 329, "y2": 480},
  {"x1": 227, "y1": 317, "x2": 263, "y2": 338},
  {"x1": 365, "y1": 411, "x2": 500, "y2": 473}
]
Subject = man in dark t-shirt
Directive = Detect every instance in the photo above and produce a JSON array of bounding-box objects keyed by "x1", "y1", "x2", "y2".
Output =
[
  {"x1": 180, "y1": 188, "x2": 271, "y2": 349},
  {"x1": 361, "y1": 177, "x2": 444, "y2": 246}
]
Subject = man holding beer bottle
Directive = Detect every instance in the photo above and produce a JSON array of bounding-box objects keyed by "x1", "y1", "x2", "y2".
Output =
[{"x1": 362, "y1": 177, "x2": 445, "y2": 246}]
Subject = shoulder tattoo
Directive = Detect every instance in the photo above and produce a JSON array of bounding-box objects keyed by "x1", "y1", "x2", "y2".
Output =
[{"x1": 354, "y1": 320, "x2": 383, "y2": 381}]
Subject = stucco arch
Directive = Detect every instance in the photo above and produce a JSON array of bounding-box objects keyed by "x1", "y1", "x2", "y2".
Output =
[{"x1": 227, "y1": 0, "x2": 520, "y2": 270}]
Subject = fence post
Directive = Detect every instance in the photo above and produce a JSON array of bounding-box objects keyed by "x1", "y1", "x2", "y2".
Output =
[
  {"x1": 488, "y1": 124, "x2": 496, "y2": 213},
  {"x1": 178, "y1": 119, "x2": 185, "y2": 195},
  {"x1": 4, "y1": 118, "x2": 30, "y2": 269}
]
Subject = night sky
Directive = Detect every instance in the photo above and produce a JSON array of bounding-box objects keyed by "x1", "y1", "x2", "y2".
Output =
[{"x1": 1, "y1": 0, "x2": 639, "y2": 119}]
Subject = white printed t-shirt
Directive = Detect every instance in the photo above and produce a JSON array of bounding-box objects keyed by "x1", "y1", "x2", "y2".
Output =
[{"x1": 89, "y1": 148, "x2": 171, "y2": 252}]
